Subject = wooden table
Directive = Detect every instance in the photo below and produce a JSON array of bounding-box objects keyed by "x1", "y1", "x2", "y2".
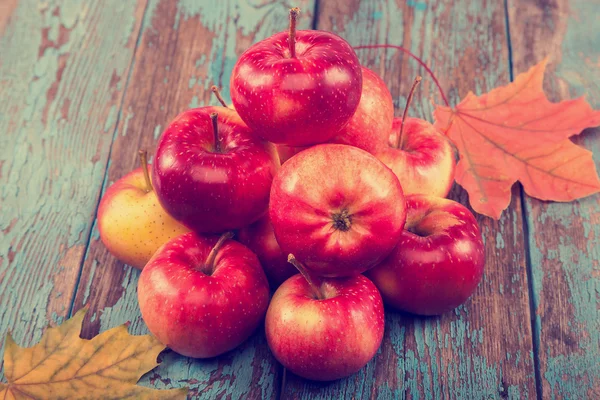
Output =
[{"x1": 1, "y1": 0, "x2": 599, "y2": 398}]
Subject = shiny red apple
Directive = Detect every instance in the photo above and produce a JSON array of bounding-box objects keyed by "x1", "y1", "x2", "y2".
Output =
[
  {"x1": 377, "y1": 117, "x2": 455, "y2": 197},
  {"x1": 266, "y1": 255, "x2": 384, "y2": 381},
  {"x1": 329, "y1": 66, "x2": 394, "y2": 153},
  {"x1": 138, "y1": 232, "x2": 270, "y2": 358},
  {"x1": 366, "y1": 195, "x2": 485, "y2": 315},
  {"x1": 237, "y1": 215, "x2": 296, "y2": 288},
  {"x1": 269, "y1": 143, "x2": 406, "y2": 277},
  {"x1": 375, "y1": 77, "x2": 455, "y2": 197},
  {"x1": 230, "y1": 8, "x2": 362, "y2": 146},
  {"x1": 152, "y1": 106, "x2": 279, "y2": 233}
]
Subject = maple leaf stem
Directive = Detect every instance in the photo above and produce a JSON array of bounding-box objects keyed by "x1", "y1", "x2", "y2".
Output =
[
  {"x1": 204, "y1": 232, "x2": 234, "y2": 274},
  {"x1": 287, "y1": 254, "x2": 325, "y2": 300},
  {"x1": 396, "y1": 76, "x2": 422, "y2": 149},
  {"x1": 210, "y1": 85, "x2": 228, "y2": 107},
  {"x1": 138, "y1": 150, "x2": 153, "y2": 192},
  {"x1": 288, "y1": 8, "x2": 300, "y2": 58}
]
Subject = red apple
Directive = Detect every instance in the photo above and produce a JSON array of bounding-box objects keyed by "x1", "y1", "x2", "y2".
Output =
[
  {"x1": 230, "y1": 8, "x2": 362, "y2": 146},
  {"x1": 152, "y1": 106, "x2": 279, "y2": 233},
  {"x1": 237, "y1": 215, "x2": 296, "y2": 288},
  {"x1": 270, "y1": 143, "x2": 406, "y2": 277},
  {"x1": 377, "y1": 117, "x2": 455, "y2": 197},
  {"x1": 98, "y1": 150, "x2": 190, "y2": 269},
  {"x1": 366, "y1": 195, "x2": 485, "y2": 315},
  {"x1": 329, "y1": 66, "x2": 394, "y2": 153},
  {"x1": 375, "y1": 77, "x2": 455, "y2": 197},
  {"x1": 138, "y1": 232, "x2": 270, "y2": 358},
  {"x1": 266, "y1": 255, "x2": 384, "y2": 381}
]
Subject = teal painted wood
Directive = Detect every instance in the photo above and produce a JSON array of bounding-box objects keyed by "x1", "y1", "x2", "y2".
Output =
[
  {"x1": 280, "y1": 1, "x2": 537, "y2": 398},
  {"x1": 0, "y1": 0, "x2": 145, "y2": 379},
  {"x1": 68, "y1": 1, "x2": 315, "y2": 398},
  {"x1": 508, "y1": 0, "x2": 600, "y2": 398}
]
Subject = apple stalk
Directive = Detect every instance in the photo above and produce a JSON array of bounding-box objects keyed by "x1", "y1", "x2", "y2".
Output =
[
  {"x1": 209, "y1": 113, "x2": 222, "y2": 153},
  {"x1": 396, "y1": 76, "x2": 422, "y2": 149},
  {"x1": 202, "y1": 231, "x2": 235, "y2": 274},
  {"x1": 138, "y1": 150, "x2": 153, "y2": 192},
  {"x1": 288, "y1": 7, "x2": 300, "y2": 58},
  {"x1": 287, "y1": 254, "x2": 325, "y2": 300},
  {"x1": 211, "y1": 85, "x2": 228, "y2": 107}
]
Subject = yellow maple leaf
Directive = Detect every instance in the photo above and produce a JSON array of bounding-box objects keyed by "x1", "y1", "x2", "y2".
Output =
[{"x1": 0, "y1": 308, "x2": 187, "y2": 400}]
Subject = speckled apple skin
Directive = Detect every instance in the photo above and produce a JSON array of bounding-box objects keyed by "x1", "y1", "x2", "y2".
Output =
[
  {"x1": 237, "y1": 215, "x2": 296, "y2": 289},
  {"x1": 269, "y1": 144, "x2": 406, "y2": 277},
  {"x1": 152, "y1": 106, "x2": 279, "y2": 233},
  {"x1": 265, "y1": 274, "x2": 384, "y2": 381},
  {"x1": 329, "y1": 66, "x2": 394, "y2": 153},
  {"x1": 230, "y1": 30, "x2": 362, "y2": 146},
  {"x1": 376, "y1": 117, "x2": 456, "y2": 197},
  {"x1": 97, "y1": 166, "x2": 190, "y2": 270},
  {"x1": 138, "y1": 232, "x2": 270, "y2": 358},
  {"x1": 366, "y1": 195, "x2": 485, "y2": 315}
]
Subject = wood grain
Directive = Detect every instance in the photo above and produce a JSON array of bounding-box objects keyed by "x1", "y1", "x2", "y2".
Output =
[
  {"x1": 68, "y1": 0, "x2": 315, "y2": 398},
  {"x1": 280, "y1": 1, "x2": 538, "y2": 398},
  {"x1": 0, "y1": 0, "x2": 145, "y2": 379},
  {"x1": 507, "y1": 0, "x2": 600, "y2": 398}
]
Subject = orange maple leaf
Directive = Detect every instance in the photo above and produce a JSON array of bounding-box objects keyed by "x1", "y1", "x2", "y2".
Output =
[{"x1": 434, "y1": 58, "x2": 600, "y2": 219}]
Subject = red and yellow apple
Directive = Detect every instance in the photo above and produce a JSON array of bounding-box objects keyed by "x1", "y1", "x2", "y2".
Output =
[
  {"x1": 367, "y1": 195, "x2": 485, "y2": 315},
  {"x1": 152, "y1": 106, "x2": 279, "y2": 233},
  {"x1": 138, "y1": 232, "x2": 270, "y2": 358},
  {"x1": 376, "y1": 117, "x2": 455, "y2": 197},
  {"x1": 230, "y1": 9, "x2": 362, "y2": 146},
  {"x1": 329, "y1": 66, "x2": 394, "y2": 153},
  {"x1": 97, "y1": 151, "x2": 190, "y2": 269},
  {"x1": 265, "y1": 255, "x2": 384, "y2": 381},
  {"x1": 269, "y1": 144, "x2": 406, "y2": 277}
]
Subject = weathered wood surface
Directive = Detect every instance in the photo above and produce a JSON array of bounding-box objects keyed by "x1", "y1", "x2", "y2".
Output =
[
  {"x1": 280, "y1": 0, "x2": 537, "y2": 398},
  {"x1": 508, "y1": 0, "x2": 600, "y2": 398},
  {"x1": 0, "y1": 0, "x2": 146, "y2": 378},
  {"x1": 68, "y1": 1, "x2": 315, "y2": 399},
  {"x1": 1, "y1": 0, "x2": 599, "y2": 399}
]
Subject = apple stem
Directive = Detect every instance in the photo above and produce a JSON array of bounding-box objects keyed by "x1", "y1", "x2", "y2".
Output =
[
  {"x1": 204, "y1": 231, "x2": 234, "y2": 274},
  {"x1": 288, "y1": 7, "x2": 300, "y2": 58},
  {"x1": 210, "y1": 112, "x2": 222, "y2": 153},
  {"x1": 287, "y1": 254, "x2": 325, "y2": 300},
  {"x1": 396, "y1": 76, "x2": 422, "y2": 149},
  {"x1": 211, "y1": 85, "x2": 228, "y2": 107},
  {"x1": 138, "y1": 150, "x2": 153, "y2": 192}
]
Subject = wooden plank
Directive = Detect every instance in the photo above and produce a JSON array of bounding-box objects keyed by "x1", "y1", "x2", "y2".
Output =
[
  {"x1": 280, "y1": 1, "x2": 538, "y2": 398},
  {"x1": 0, "y1": 0, "x2": 145, "y2": 378},
  {"x1": 507, "y1": 0, "x2": 600, "y2": 398},
  {"x1": 68, "y1": 0, "x2": 315, "y2": 398},
  {"x1": 0, "y1": 0, "x2": 19, "y2": 35}
]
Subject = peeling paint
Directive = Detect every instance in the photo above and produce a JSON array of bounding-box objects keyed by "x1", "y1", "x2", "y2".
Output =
[
  {"x1": 0, "y1": 0, "x2": 143, "y2": 381},
  {"x1": 153, "y1": 124, "x2": 162, "y2": 140}
]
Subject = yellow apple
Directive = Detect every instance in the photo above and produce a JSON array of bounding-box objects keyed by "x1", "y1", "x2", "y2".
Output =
[{"x1": 97, "y1": 151, "x2": 190, "y2": 269}]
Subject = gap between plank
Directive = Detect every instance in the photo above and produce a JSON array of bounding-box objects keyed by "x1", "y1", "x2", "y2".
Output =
[
  {"x1": 503, "y1": 0, "x2": 514, "y2": 82},
  {"x1": 519, "y1": 186, "x2": 544, "y2": 400},
  {"x1": 67, "y1": 0, "x2": 152, "y2": 318},
  {"x1": 311, "y1": 0, "x2": 319, "y2": 30},
  {"x1": 504, "y1": 0, "x2": 543, "y2": 398}
]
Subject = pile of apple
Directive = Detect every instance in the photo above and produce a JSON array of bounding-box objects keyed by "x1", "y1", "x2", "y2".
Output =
[{"x1": 98, "y1": 8, "x2": 484, "y2": 382}]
